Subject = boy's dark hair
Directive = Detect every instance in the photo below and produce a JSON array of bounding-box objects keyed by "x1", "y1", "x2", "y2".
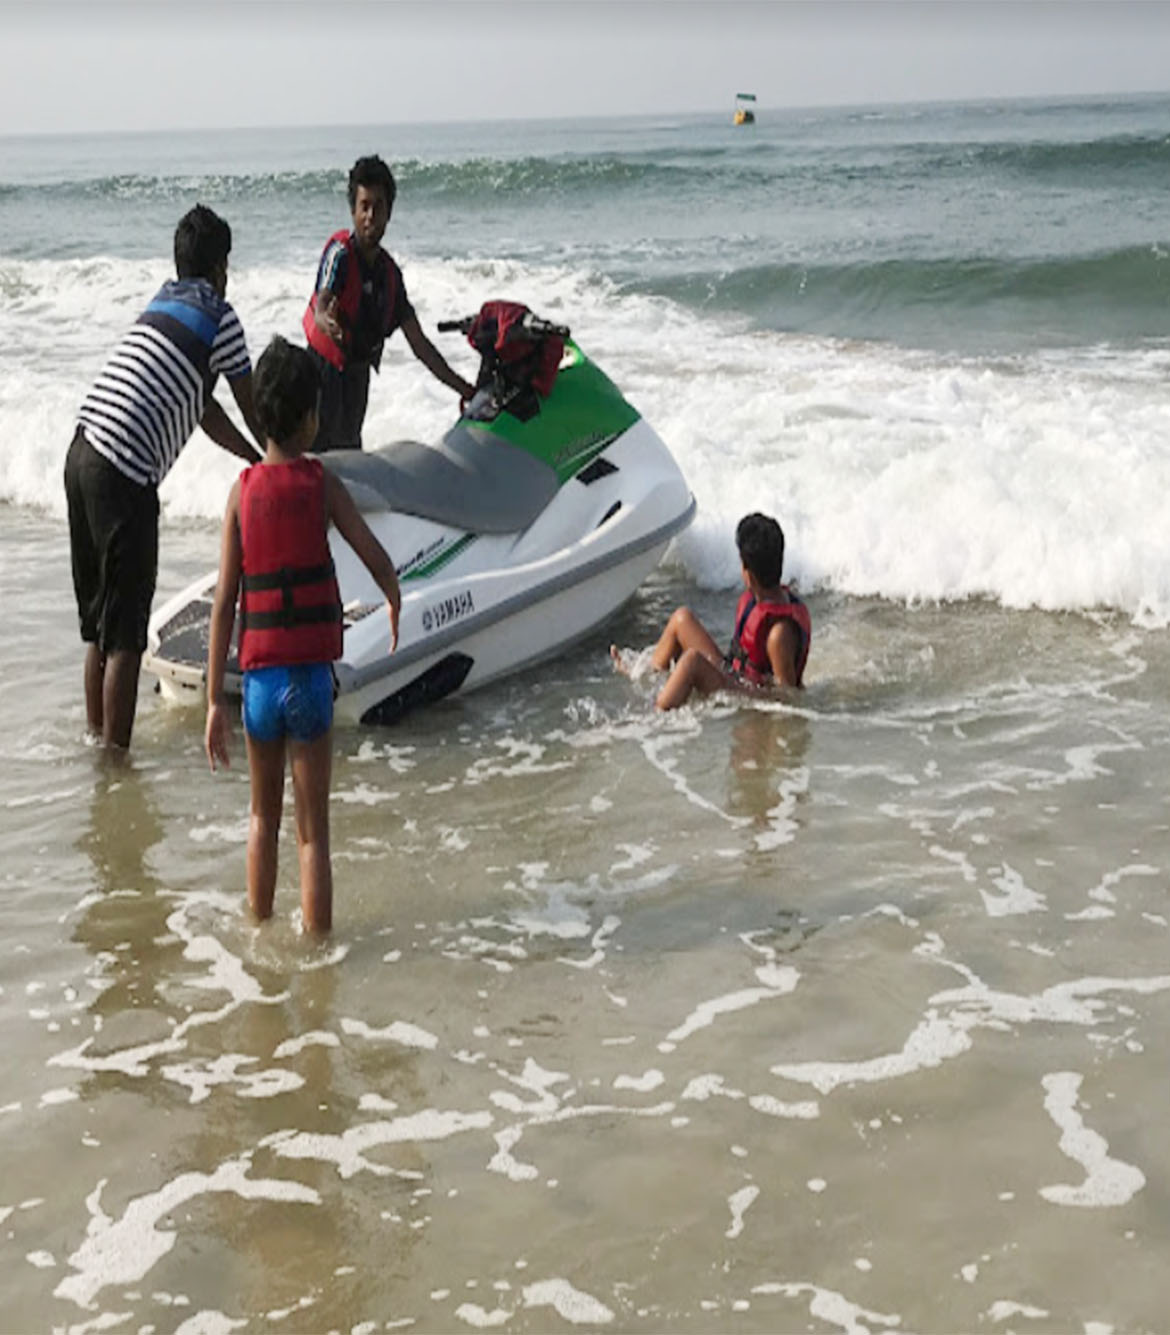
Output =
[
  {"x1": 174, "y1": 205, "x2": 232, "y2": 280},
  {"x1": 736, "y1": 512, "x2": 785, "y2": 587},
  {"x1": 253, "y1": 336, "x2": 320, "y2": 446},
  {"x1": 347, "y1": 154, "x2": 397, "y2": 212}
]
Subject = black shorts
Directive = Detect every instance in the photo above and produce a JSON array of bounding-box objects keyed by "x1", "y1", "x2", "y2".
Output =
[
  {"x1": 311, "y1": 349, "x2": 371, "y2": 452},
  {"x1": 64, "y1": 426, "x2": 159, "y2": 655}
]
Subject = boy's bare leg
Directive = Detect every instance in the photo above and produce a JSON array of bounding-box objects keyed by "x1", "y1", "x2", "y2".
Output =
[
  {"x1": 100, "y1": 649, "x2": 141, "y2": 749},
  {"x1": 656, "y1": 647, "x2": 731, "y2": 711},
  {"x1": 245, "y1": 733, "x2": 286, "y2": 921},
  {"x1": 650, "y1": 606, "x2": 724, "y2": 672},
  {"x1": 612, "y1": 606, "x2": 725, "y2": 683},
  {"x1": 290, "y1": 731, "x2": 333, "y2": 934}
]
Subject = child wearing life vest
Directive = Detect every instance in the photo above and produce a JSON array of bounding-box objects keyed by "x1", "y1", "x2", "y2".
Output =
[
  {"x1": 204, "y1": 336, "x2": 401, "y2": 933},
  {"x1": 304, "y1": 154, "x2": 474, "y2": 451},
  {"x1": 612, "y1": 512, "x2": 810, "y2": 711}
]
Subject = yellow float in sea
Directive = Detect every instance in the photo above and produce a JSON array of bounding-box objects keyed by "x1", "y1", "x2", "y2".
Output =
[{"x1": 733, "y1": 92, "x2": 756, "y2": 126}]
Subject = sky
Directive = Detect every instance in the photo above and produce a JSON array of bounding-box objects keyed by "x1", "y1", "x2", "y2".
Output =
[{"x1": 2, "y1": 0, "x2": 1169, "y2": 137}]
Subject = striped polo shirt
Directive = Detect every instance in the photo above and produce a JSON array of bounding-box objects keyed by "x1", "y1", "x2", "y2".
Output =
[{"x1": 77, "y1": 277, "x2": 251, "y2": 488}]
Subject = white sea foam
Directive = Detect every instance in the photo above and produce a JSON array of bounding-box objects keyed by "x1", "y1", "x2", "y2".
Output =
[
  {"x1": 750, "y1": 1281, "x2": 902, "y2": 1333},
  {"x1": 1039, "y1": 1072, "x2": 1145, "y2": 1208},
  {"x1": 455, "y1": 1302, "x2": 512, "y2": 1327},
  {"x1": 489, "y1": 1059, "x2": 568, "y2": 1116},
  {"x1": 725, "y1": 1184, "x2": 759, "y2": 1239},
  {"x1": 173, "y1": 1314, "x2": 247, "y2": 1335},
  {"x1": 160, "y1": 1055, "x2": 304, "y2": 1105},
  {"x1": 612, "y1": 1069, "x2": 664, "y2": 1093},
  {"x1": 10, "y1": 253, "x2": 1170, "y2": 621},
  {"x1": 489, "y1": 1125, "x2": 537, "y2": 1183},
  {"x1": 773, "y1": 951, "x2": 1170, "y2": 1096},
  {"x1": 55, "y1": 1159, "x2": 319, "y2": 1309},
  {"x1": 980, "y1": 864, "x2": 1048, "y2": 918},
  {"x1": 272, "y1": 1030, "x2": 340, "y2": 1058},
  {"x1": 521, "y1": 1278, "x2": 614, "y2": 1325},
  {"x1": 340, "y1": 1016, "x2": 439, "y2": 1049},
  {"x1": 988, "y1": 1299, "x2": 1050, "y2": 1322},
  {"x1": 262, "y1": 1108, "x2": 494, "y2": 1180},
  {"x1": 658, "y1": 952, "x2": 799, "y2": 1052}
]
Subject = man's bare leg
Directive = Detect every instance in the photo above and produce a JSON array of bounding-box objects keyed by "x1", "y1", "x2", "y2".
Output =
[
  {"x1": 84, "y1": 644, "x2": 105, "y2": 737},
  {"x1": 101, "y1": 650, "x2": 142, "y2": 750}
]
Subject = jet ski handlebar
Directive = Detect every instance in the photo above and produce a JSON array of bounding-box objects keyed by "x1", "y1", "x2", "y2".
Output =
[{"x1": 437, "y1": 313, "x2": 571, "y2": 340}]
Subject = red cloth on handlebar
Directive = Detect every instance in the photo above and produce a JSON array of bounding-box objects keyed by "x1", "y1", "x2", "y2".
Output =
[{"x1": 467, "y1": 300, "x2": 563, "y2": 397}]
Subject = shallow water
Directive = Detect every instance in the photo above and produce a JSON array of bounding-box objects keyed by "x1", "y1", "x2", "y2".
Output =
[{"x1": 4, "y1": 510, "x2": 1170, "y2": 1332}]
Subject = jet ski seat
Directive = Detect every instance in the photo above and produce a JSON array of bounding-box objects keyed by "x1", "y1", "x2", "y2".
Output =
[{"x1": 322, "y1": 423, "x2": 560, "y2": 535}]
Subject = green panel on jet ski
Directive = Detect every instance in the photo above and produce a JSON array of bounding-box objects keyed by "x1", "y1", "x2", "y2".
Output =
[{"x1": 465, "y1": 343, "x2": 640, "y2": 484}]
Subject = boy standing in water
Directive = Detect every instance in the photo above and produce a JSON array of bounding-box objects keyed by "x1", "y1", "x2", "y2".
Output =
[
  {"x1": 613, "y1": 512, "x2": 810, "y2": 710},
  {"x1": 303, "y1": 154, "x2": 474, "y2": 451},
  {"x1": 205, "y1": 337, "x2": 401, "y2": 933},
  {"x1": 65, "y1": 204, "x2": 264, "y2": 751}
]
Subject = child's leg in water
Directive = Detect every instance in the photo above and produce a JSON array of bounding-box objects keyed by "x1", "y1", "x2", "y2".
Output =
[
  {"x1": 290, "y1": 730, "x2": 334, "y2": 933},
  {"x1": 245, "y1": 734, "x2": 286, "y2": 920},
  {"x1": 611, "y1": 605, "x2": 725, "y2": 688}
]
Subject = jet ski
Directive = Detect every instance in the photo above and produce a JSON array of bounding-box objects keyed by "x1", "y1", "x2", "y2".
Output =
[{"x1": 143, "y1": 300, "x2": 695, "y2": 725}]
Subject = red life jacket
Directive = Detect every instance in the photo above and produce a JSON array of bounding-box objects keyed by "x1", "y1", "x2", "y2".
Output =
[
  {"x1": 302, "y1": 230, "x2": 401, "y2": 371},
  {"x1": 727, "y1": 588, "x2": 811, "y2": 687},
  {"x1": 237, "y1": 457, "x2": 343, "y2": 671}
]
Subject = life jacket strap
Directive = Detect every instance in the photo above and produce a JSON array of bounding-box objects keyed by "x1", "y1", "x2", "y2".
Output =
[
  {"x1": 240, "y1": 561, "x2": 341, "y2": 631},
  {"x1": 240, "y1": 601, "x2": 343, "y2": 632},
  {"x1": 241, "y1": 560, "x2": 336, "y2": 594}
]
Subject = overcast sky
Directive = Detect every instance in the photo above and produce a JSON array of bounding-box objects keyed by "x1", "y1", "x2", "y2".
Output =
[{"x1": 3, "y1": 0, "x2": 1169, "y2": 137}]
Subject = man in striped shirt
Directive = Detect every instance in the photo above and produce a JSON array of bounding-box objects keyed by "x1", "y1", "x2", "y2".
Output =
[{"x1": 64, "y1": 204, "x2": 264, "y2": 751}]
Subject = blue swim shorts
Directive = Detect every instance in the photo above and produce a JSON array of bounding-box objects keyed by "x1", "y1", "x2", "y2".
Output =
[{"x1": 242, "y1": 663, "x2": 335, "y2": 744}]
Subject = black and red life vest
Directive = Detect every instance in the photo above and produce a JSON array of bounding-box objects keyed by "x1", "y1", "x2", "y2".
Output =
[
  {"x1": 727, "y1": 588, "x2": 811, "y2": 687},
  {"x1": 237, "y1": 456, "x2": 343, "y2": 672},
  {"x1": 302, "y1": 230, "x2": 401, "y2": 371}
]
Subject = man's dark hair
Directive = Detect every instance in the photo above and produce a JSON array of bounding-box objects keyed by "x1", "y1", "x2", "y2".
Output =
[
  {"x1": 174, "y1": 205, "x2": 232, "y2": 280},
  {"x1": 736, "y1": 512, "x2": 785, "y2": 587},
  {"x1": 347, "y1": 155, "x2": 397, "y2": 212},
  {"x1": 253, "y1": 336, "x2": 320, "y2": 445}
]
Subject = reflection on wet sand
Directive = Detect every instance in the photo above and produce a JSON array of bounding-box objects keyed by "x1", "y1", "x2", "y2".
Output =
[
  {"x1": 49, "y1": 758, "x2": 456, "y2": 1322},
  {"x1": 726, "y1": 706, "x2": 812, "y2": 848}
]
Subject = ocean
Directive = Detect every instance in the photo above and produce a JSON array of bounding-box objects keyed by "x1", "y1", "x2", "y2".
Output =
[{"x1": 3, "y1": 94, "x2": 1170, "y2": 1332}]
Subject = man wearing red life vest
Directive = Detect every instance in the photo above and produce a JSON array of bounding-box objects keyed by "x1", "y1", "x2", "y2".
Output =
[
  {"x1": 612, "y1": 512, "x2": 810, "y2": 710},
  {"x1": 303, "y1": 155, "x2": 475, "y2": 451}
]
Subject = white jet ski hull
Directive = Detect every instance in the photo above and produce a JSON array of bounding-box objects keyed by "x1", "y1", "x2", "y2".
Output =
[{"x1": 145, "y1": 417, "x2": 694, "y2": 724}]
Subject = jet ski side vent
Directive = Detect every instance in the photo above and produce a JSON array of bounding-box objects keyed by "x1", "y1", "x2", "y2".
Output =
[
  {"x1": 360, "y1": 653, "x2": 474, "y2": 726},
  {"x1": 576, "y1": 456, "x2": 619, "y2": 485}
]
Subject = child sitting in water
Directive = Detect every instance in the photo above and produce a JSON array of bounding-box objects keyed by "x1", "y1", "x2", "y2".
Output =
[
  {"x1": 613, "y1": 512, "x2": 810, "y2": 710},
  {"x1": 204, "y1": 336, "x2": 401, "y2": 932}
]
